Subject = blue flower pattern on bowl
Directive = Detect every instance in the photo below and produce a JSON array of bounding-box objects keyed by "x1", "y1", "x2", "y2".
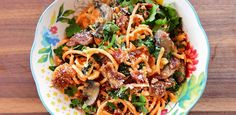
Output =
[{"x1": 42, "y1": 27, "x2": 60, "y2": 47}]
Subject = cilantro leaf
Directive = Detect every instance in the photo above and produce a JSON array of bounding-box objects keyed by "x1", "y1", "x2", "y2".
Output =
[
  {"x1": 53, "y1": 44, "x2": 65, "y2": 59},
  {"x1": 99, "y1": 22, "x2": 119, "y2": 48},
  {"x1": 65, "y1": 24, "x2": 81, "y2": 38}
]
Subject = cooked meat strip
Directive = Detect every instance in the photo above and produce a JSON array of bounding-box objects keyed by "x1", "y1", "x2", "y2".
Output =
[
  {"x1": 130, "y1": 70, "x2": 148, "y2": 84},
  {"x1": 155, "y1": 30, "x2": 176, "y2": 56},
  {"x1": 100, "y1": 62, "x2": 126, "y2": 88},
  {"x1": 66, "y1": 31, "x2": 93, "y2": 46},
  {"x1": 160, "y1": 57, "x2": 181, "y2": 79},
  {"x1": 116, "y1": 15, "x2": 129, "y2": 34},
  {"x1": 149, "y1": 78, "x2": 166, "y2": 97}
]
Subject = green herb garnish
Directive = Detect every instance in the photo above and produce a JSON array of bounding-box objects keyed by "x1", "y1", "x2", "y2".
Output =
[
  {"x1": 70, "y1": 99, "x2": 83, "y2": 108},
  {"x1": 106, "y1": 102, "x2": 116, "y2": 110},
  {"x1": 64, "y1": 86, "x2": 78, "y2": 97},
  {"x1": 65, "y1": 18, "x2": 81, "y2": 38},
  {"x1": 131, "y1": 95, "x2": 148, "y2": 113},
  {"x1": 146, "y1": 4, "x2": 159, "y2": 23},
  {"x1": 108, "y1": 86, "x2": 129, "y2": 100},
  {"x1": 53, "y1": 44, "x2": 65, "y2": 59},
  {"x1": 118, "y1": 63, "x2": 131, "y2": 76}
]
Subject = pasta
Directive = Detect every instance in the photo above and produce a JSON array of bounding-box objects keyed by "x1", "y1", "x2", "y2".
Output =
[{"x1": 49, "y1": 0, "x2": 198, "y2": 114}]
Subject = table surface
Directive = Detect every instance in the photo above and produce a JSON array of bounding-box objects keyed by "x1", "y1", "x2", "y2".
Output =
[{"x1": 0, "y1": 0, "x2": 235, "y2": 114}]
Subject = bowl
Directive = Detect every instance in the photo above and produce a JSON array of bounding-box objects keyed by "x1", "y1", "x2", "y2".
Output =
[{"x1": 30, "y1": 0, "x2": 210, "y2": 114}]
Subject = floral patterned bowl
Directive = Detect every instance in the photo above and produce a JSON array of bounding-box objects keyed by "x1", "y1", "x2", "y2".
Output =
[{"x1": 30, "y1": 0, "x2": 210, "y2": 114}]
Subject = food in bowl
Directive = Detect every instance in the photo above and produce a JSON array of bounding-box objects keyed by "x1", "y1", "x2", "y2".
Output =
[{"x1": 47, "y1": 0, "x2": 199, "y2": 114}]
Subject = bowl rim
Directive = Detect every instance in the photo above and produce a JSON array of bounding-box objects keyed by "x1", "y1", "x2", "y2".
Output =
[{"x1": 30, "y1": 0, "x2": 210, "y2": 114}]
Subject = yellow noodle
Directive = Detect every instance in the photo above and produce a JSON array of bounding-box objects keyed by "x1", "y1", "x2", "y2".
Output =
[{"x1": 155, "y1": 47, "x2": 165, "y2": 74}]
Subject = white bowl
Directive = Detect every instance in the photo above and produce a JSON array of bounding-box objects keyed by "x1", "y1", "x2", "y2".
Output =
[{"x1": 30, "y1": 0, "x2": 210, "y2": 114}]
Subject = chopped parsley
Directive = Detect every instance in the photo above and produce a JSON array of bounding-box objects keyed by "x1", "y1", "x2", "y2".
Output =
[
  {"x1": 65, "y1": 18, "x2": 81, "y2": 38},
  {"x1": 106, "y1": 102, "x2": 116, "y2": 110},
  {"x1": 82, "y1": 104, "x2": 97, "y2": 115},
  {"x1": 64, "y1": 86, "x2": 78, "y2": 97},
  {"x1": 53, "y1": 44, "x2": 65, "y2": 59},
  {"x1": 118, "y1": 63, "x2": 131, "y2": 76},
  {"x1": 108, "y1": 86, "x2": 129, "y2": 100},
  {"x1": 99, "y1": 22, "x2": 119, "y2": 48},
  {"x1": 131, "y1": 95, "x2": 148, "y2": 113},
  {"x1": 70, "y1": 98, "x2": 83, "y2": 108},
  {"x1": 69, "y1": 99, "x2": 97, "y2": 114}
]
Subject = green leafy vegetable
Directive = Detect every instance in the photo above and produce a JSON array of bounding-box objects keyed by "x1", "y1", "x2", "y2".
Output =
[
  {"x1": 70, "y1": 99, "x2": 83, "y2": 108},
  {"x1": 64, "y1": 86, "x2": 78, "y2": 97},
  {"x1": 161, "y1": 5, "x2": 182, "y2": 37},
  {"x1": 166, "y1": 78, "x2": 180, "y2": 92},
  {"x1": 131, "y1": 95, "x2": 148, "y2": 113},
  {"x1": 120, "y1": 0, "x2": 139, "y2": 7},
  {"x1": 152, "y1": 18, "x2": 169, "y2": 32},
  {"x1": 118, "y1": 63, "x2": 131, "y2": 76},
  {"x1": 143, "y1": 38, "x2": 156, "y2": 53},
  {"x1": 99, "y1": 22, "x2": 119, "y2": 48},
  {"x1": 106, "y1": 34, "x2": 117, "y2": 49},
  {"x1": 82, "y1": 104, "x2": 97, "y2": 115},
  {"x1": 108, "y1": 86, "x2": 129, "y2": 100},
  {"x1": 73, "y1": 44, "x2": 85, "y2": 50},
  {"x1": 146, "y1": 4, "x2": 159, "y2": 22},
  {"x1": 65, "y1": 24, "x2": 81, "y2": 38},
  {"x1": 70, "y1": 99, "x2": 96, "y2": 114},
  {"x1": 103, "y1": 22, "x2": 120, "y2": 36},
  {"x1": 142, "y1": 38, "x2": 160, "y2": 59},
  {"x1": 53, "y1": 44, "x2": 65, "y2": 59},
  {"x1": 155, "y1": 18, "x2": 168, "y2": 26},
  {"x1": 49, "y1": 66, "x2": 57, "y2": 71},
  {"x1": 132, "y1": 37, "x2": 161, "y2": 59},
  {"x1": 140, "y1": 106, "x2": 148, "y2": 113},
  {"x1": 106, "y1": 102, "x2": 116, "y2": 110}
]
